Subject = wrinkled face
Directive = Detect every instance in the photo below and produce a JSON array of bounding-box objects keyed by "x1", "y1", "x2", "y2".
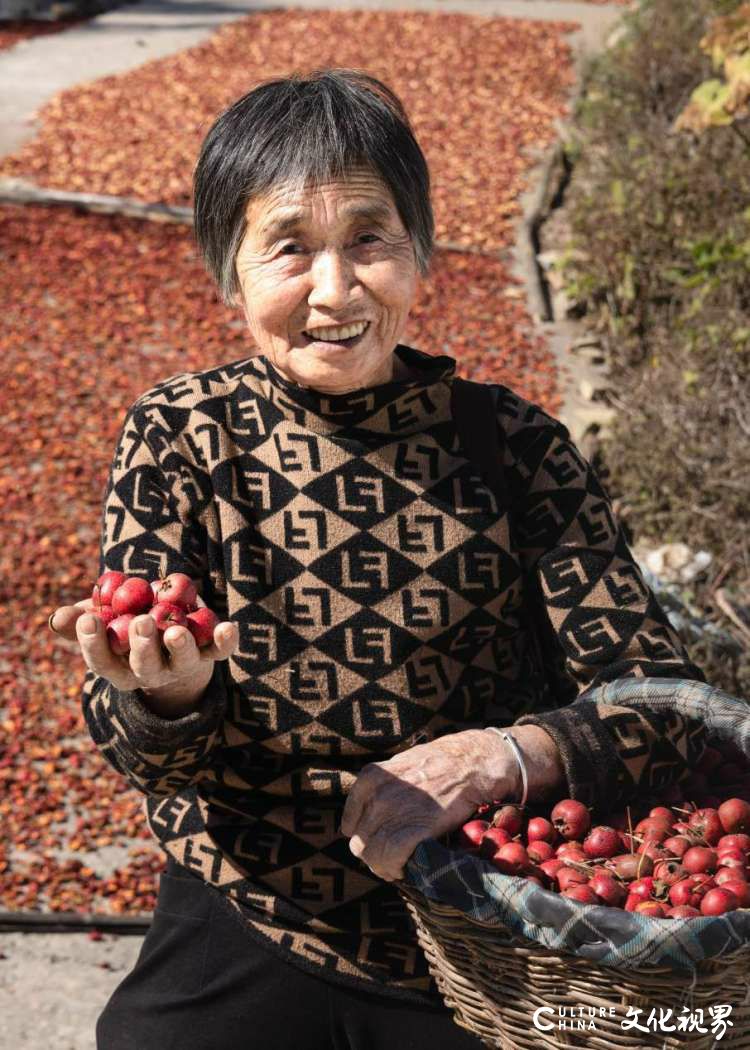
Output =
[{"x1": 232, "y1": 170, "x2": 419, "y2": 394}]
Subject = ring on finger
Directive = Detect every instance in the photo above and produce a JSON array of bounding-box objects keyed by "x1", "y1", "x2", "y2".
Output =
[{"x1": 48, "y1": 612, "x2": 60, "y2": 635}]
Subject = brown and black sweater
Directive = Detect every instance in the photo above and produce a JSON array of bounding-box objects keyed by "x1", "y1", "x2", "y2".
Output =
[{"x1": 82, "y1": 343, "x2": 707, "y2": 1005}]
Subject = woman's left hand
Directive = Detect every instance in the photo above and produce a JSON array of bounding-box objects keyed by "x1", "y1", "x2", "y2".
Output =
[{"x1": 339, "y1": 729, "x2": 518, "y2": 882}]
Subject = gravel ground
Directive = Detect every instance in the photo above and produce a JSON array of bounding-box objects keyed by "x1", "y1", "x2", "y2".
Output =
[{"x1": 0, "y1": 931, "x2": 143, "y2": 1050}]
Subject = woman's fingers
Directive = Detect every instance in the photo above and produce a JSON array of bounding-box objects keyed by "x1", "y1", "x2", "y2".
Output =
[
  {"x1": 75, "y1": 611, "x2": 135, "y2": 691},
  {"x1": 49, "y1": 601, "x2": 97, "y2": 642},
  {"x1": 197, "y1": 621, "x2": 239, "y2": 664}
]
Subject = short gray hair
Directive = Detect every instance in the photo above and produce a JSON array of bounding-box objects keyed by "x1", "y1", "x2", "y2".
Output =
[{"x1": 192, "y1": 69, "x2": 434, "y2": 305}]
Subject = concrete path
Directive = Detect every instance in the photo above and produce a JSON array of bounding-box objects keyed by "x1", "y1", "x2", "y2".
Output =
[{"x1": 0, "y1": 0, "x2": 625, "y2": 156}]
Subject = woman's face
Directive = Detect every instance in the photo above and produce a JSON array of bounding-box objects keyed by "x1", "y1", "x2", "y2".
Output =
[{"x1": 233, "y1": 169, "x2": 420, "y2": 394}]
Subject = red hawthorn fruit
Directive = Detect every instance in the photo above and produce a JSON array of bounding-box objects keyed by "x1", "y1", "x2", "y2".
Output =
[
  {"x1": 588, "y1": 873, "x2": 626, "y2": 908},
  {"x1": 150, "y1": 572, "x2": 198, "y2": 611},
  {"x1": 649, "y1": 807, "x2": 676, "y2": 826},
  {"x1": 628, "y1": 876, "x2": 655, "y2": 902},
  {"x1": 92, "y1": 570, "x2": 127, "y2": 608},
  {"x1": 106, "y1": 614, "x2": 135, "y2": 656},
  {"x1": 111, "y1": 577, "x2": 154, "y2": 617},
  {"x1": 458, "y1": 820, "x2": 489, "y2": 850},
  {"x1": 635, "y1": 900, "x2": 668, "y2": 918},
  {"x1": 716, "y1": 850, "x2": 747, "y2": 870},
  {"x1": 653, "y1": 860, "x2": 688, "y2": 887},
  {"x1": 185, "y1": 607, "x2": 219, "y2": 648},
  {"x1": 700, "y1": 887, "x2": 739, "y2": 916},
  {"x1": 718, "y1": 834, "x2": 750, "y2": 853},
  {"x1": 663, "y1": 835, "x2": 691, "y2": 859},
  {"x1": 682, "y1": 847, "x2": 718, "y2": 875},
  {"x1": 491, "y1": 805, "x2": 523, "y2": 836},
  {"x1": 637, "y1": 842, "x2": 672, "y2": 862},
  {"x1": 608, "y1": 853, "x2": 654, "y2": 881},
  {"x1": 540, "y1": 859, "x2": 566, "y2": 883},
  {"x1": 667, "y1": 905, "x2": 701, "y2": 918},
  {"x1": 491, "y1": 842, "x2": 529, "y2": 876},
  {"x1": 149, "y1": 602, "x2": 188, "y2": 633},
  {"x1": 634, "y1": 819, "x2": 670, "y2": 844},
  {"x1": 556, "y1": 867, "x2": 589, "y2": 891},
  {"x1": 479, "y1": 827, "x2": 512, "y2": 859},
  {"x1": 551, "y1": 800, "x2": 591, "y2": 841},
  {"x1": 688, "y1": 808, "x2": 723, "y2": 846},
  {"x1": 718, "y1": 798, "x2": 750, "y2": 835},
  {"x1": 527, "y1": 817, "x2": 556, "y2": 844},
  {"x1": 527, "y1": 840, "x2": 555, "y2": 864},
  {"x1": 583, "y1": 826, "x2": 620, "y2": 859},
  {"x1": 624, "y1": 893, "x2": 641, "y2": 912},
  {"x1": 719, "y1": 879, "x2": 750, "y2": 907},
  {"x1": 93, "y1": 606, "x2": 116, "y2": 628},
  {"x1": 716, "y1": 867, "x2": 748, "y2": 886},
  {"x1": 562, "y1": 884, "x2": 600, "y2": 905}
]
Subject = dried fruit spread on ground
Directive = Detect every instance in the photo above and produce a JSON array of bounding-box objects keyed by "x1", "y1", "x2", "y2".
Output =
[
  {"x1": 0, "y1": 9, "x2": 576, "y2": 256},
  {"x1": 0, "y1": 199, "x2": 561, "y2": 913},
  {"x1": 1, "y1": 8, "x2": 573, "y2": 915},
  {"x1": 0, "y1": 17, "x2": 85, "y2": 53}
]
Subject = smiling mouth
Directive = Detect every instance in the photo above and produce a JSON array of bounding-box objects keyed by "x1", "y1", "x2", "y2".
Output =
[{"x1": 302, "y1": 321, "x2": 371, "y2": 348}]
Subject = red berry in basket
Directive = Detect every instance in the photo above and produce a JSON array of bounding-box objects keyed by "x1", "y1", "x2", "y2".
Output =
[
  {"x1": 551, "y1": 800, "x2": 590, "y2": 841},
  {"x1": 649, "y1": 807, "x2": 676, "y2": 827},
  {"x1": 666, "y1": 905, "x2": 701, "y2": 918},
  {"x1": 635, "y1": 900, "x2": 668, "y2": 918},
  {"x1": 186, "y1": 607, "x2": 219, "y2": 648},
  {"x1": 719, "y1": 798, "x2": 750, "y2": 835},
  {"x1": 608, "y1": 853, "x2": 654, "y2": 881},
  {"x1": 527, "y1": 817, "x2": 556, "y2": 844},
  {"x1": 556, "y1": 845, "x2": 587, "y2": 865},
  {"x1": 92, "y1": 570, "x2": 127, "y2": 608},
  {"x1": 717, "y1": 850, "x2": 747, "y2": 870},
  {"x1": 151, "y1": 572, "x2": 198, "y2": 611},
  {"x1": 563, "y1": 884, "x2": 600, "y2": 905},
  {"x1": 624, "y1": 894, "x2": 640, "y2": 912},
  {"x1": 557, "y1": 867, "x2": 589, "y2": 891},
  {"x1": 458, "y1": 820, "x2": 489, "y2": 850},
  {"x1": 653, "y1": 860, "x2": 687, "y2": 888},
  {"x1": 663, "y1": 835, "x2": 691, "y2": 859},
  {"x1": 527, "y1": 840, "x2": 555, "y2": 864},
  {"x1": 111, "y1": 577, "x2": 154, "y2": 617},
  {"x1": 669, "y1": 878, "x2": 707, "y2": 909},
  {"x1": 700, "y1": 887, "x2": 739, "y2": 916},
  {"x1": 583, "y1": 826, "x2": 621, "y2": 859},
  {"x1": 635, "y1": 819, "x2": 670, "y2": 844},
  {"x1": 540, "y1": 859, "x2": 566, "y2": 881},
  {"x1": 106, "y1": 614, "x2": 135, "y2": 655},
  {"x1": 638, "y1": 843, "x2": 672, "y2": 864},
  {"x1": 716, "y1": 866, "x2": 748, "y2": 886},
  {"x1": 718, "y1": 834, "x2": 750, "y2": 853},
  {"x1": 491, "y1": 805, "x2": 523, "y2": 836},
  {"x1": 149, "y1": 602, "x2": 188, "y2": 632},
  {"x1": 683, "y1": 847, "x2": 718, "y2": 875},
  {"x1": 688, "y1": 808, "x2": 723, "y2": 846},
  {"x1": 628, "y1": 876, "x2": 656, "y2": 902},
  {"x1": 491, "y1": 843, "x2": 529, "y2": 876},
  {"x1": 719, "y1": 878, "x2": 750, "y2": 907},
  {"x1": 479, "y1": 827, "x2": 512, "y2": 859},
  {"x1": 588, "y1": 873, "x2": 626, "y2": 908}
]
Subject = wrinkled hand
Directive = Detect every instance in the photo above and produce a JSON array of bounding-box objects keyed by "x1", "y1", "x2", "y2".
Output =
[
  {"x1": 48, "y1": 592, "x2": 238, "y2": 709},
  {"x1": 340, "y1": 730, "x2": 517, "y2": 882}
]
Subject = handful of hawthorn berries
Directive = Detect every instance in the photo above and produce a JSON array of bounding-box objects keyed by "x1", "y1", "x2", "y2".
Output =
[
  {"x1": 449, "y1": 739, "x2": 750, "y2": 920},
  {"x1": 91, "y1": 571, "x2": 219, "y2": 655}
]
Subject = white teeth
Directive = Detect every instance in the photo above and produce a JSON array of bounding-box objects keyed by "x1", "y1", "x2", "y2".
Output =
[{"x1": 304, "y1": 321, "x2": 368, "y2": 342}]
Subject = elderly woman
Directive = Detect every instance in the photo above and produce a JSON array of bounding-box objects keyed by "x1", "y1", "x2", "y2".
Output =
[{"x1": 50, "y1": 69, "x2": 705, "y2": 1050}]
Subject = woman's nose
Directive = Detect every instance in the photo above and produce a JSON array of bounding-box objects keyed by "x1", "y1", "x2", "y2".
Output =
[{"x1": 307, "y1": 249, "x2": 353, "y2": 309}]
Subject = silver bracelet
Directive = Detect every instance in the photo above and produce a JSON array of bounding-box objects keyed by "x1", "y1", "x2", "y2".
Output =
[{"x1": 487, "y1": 727, "x2": 529, "y2": 808}]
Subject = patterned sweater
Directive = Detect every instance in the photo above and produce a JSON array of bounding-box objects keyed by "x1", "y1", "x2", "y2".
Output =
[{"x1": 82, "y1": 343, "x2": 706, "y2": 1004}]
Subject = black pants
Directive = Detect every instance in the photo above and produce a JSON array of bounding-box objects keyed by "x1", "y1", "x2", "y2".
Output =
[{"x1": 96, "y1": 859, "x2": 487, "y2": 1050}]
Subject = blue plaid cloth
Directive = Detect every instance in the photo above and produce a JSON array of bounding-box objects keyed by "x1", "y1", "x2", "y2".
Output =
[{"x1": 403, "y1": 677, "x2": 750, "y2": 971}]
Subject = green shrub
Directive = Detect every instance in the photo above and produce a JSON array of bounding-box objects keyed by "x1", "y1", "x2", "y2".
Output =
[{"x1": 557, "y1": 0, "x2": 750, "y2": 695}]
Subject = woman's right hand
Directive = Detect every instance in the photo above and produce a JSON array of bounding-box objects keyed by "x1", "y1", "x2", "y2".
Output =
[{"x1": 48, "y1": 593, "x2": 239, "y2": 717}]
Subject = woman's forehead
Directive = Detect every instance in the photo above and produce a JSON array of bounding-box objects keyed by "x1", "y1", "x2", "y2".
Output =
[{"x1": 244, "y1": 170, "x2": 399, "y2": 231}]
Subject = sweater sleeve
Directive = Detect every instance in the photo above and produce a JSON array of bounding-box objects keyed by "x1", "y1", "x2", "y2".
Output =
[
  {"x1": 504, "y1": 413, "x2": 708, "y2": 808},
  {"x1": 81, "y1": 396, "x2": 227, "y2": 798}
]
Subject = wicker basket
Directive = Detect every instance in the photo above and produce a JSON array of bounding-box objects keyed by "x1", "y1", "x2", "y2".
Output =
[{"x1": 398, "y1": 880, "x2": 750, "y2": 1050}]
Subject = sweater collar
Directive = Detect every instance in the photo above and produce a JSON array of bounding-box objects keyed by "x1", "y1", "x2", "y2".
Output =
[{"x1": 240, "y1": 344, "x2": 456, "y2": 438}]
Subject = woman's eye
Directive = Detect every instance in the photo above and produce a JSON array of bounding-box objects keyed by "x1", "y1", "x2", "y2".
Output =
[
  {"x1": 357, "y1": 234, "x2": 380, "y2": 244},
  {"x1": 279, "y1": 243, "x2": 303, "y2": 255}
]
